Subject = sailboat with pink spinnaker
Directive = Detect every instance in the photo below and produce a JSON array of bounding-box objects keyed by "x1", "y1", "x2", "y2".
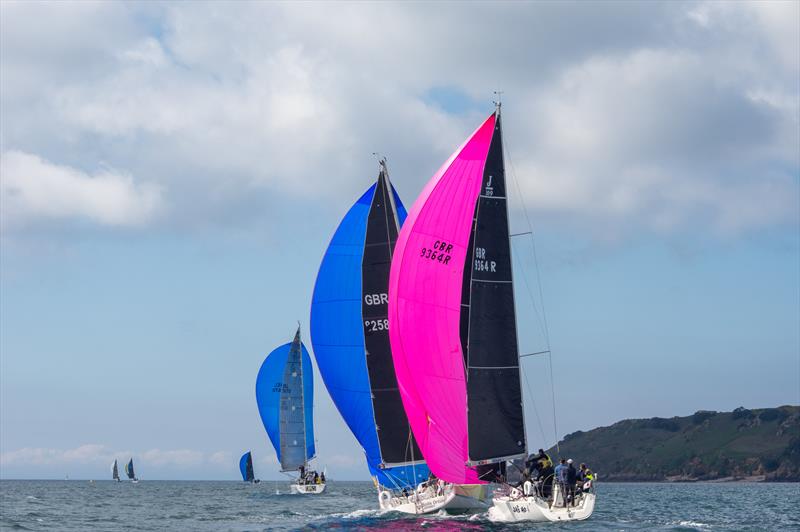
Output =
[{"x1": 388, "y1": 103, "x2": 596, "y2": 523}]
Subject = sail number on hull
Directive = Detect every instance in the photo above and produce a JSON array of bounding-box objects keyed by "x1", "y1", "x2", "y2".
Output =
[{"x1": 420, "y1": 240, "x2": 453, "y2": 265}]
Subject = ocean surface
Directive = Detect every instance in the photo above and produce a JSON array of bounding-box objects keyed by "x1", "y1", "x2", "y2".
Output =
[{"x1": 1, "y1": 480, "x2": 798, "y2": 531}]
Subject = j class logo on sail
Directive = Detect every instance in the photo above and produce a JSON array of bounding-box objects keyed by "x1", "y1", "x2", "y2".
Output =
[
  {"x1": 420, "y1": 240, "x2": 453, "y2": 265},
  {"x1": 474, "y1": 247, "x2": 496, "y2": 273},
  {"x1": 364, "y1": 319, "x2": 389, "y2": 332},
  {"x1": 272, "y1": 382, "x2": 290, "y2": 393}
]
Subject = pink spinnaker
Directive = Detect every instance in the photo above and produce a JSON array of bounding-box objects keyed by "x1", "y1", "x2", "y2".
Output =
[{"x1": 388, "y1": 114, "x2": 496, "y2": 484}]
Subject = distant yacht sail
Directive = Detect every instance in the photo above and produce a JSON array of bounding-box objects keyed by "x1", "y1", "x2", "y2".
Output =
[
  {"x1": 239, "y1": 451, "x2": 256, "y2": 483},
  {"x1": 111, "y1": 459, "x2": 120, "y2": 482},
  {"x1": 256, "y1": 326, "x2": 325, "y2": 494},
  {"x1": 124, "y1": 458, "x2": 138, "y2": 482}
]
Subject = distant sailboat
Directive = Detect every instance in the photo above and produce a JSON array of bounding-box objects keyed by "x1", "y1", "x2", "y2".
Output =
[
  {"x1": 310, "y1": 160, "x2": 485, "y2": 513},
  {"x1": 112, "y1": 459, "x2": 121, "y2": 482},
  {"x1": 256, "y1": 326, "x2": 325, "y2": 494},
  {"x1": 124, "y1": 458, "x2": 138, "y2": 483},
  {"x1": 239, "y1": 451, "x2": 260, "y2": 483},
  {"x1": 388, "y1": 104, "x2": 595, "y2": 522}
]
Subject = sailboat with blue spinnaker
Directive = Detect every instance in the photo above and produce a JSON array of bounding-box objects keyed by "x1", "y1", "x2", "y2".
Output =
[
  {"x1": 124, "y1": 458, "x2": 138, "y2": 483},
  {"x1": 239, "y1": 451, "x2": 260, "y2": 483},
  {"x1": 256, "y1": 326, "x2": 325, "y2": 494}
]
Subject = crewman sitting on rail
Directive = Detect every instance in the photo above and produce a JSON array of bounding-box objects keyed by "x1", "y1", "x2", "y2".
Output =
[
  {"x1": 529, "y1": 448, "x2": 552, "y2": 470},
  {"x1": 579, "y1": 463, "x2": 594, "y2": 482}
]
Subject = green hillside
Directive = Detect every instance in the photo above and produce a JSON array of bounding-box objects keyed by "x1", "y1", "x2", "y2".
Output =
[{"x1": 548, "y1": 405, "x2": 799, "y2": 482}]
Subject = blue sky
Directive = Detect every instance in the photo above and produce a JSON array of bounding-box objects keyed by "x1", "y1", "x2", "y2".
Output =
[{"x1": 1, "y1": 1, "x2": 798, "y2": 480}]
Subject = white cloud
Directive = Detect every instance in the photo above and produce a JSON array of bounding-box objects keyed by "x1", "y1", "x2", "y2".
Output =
[
  {"x1": 140, "y1": 448, "x2": 203, "y2": 467},
  {"x1": 0, "y1": 1, "x2": 796, "y2": 238},
  {"x1": 0, "y1": 444, "x2": 111, "y2": 466},
  {"x1": 325, "y1": 453, "x2": 361, "y2": 468},
  {"x1": 0, "y1": 150, "x2": 163, "y2": 230},
  {"x1": 512, "y1": 44, "x2": 798, "y2": 236},
  {"x1": 208, "y1": 451, "x2": 232, "y2": 466}
]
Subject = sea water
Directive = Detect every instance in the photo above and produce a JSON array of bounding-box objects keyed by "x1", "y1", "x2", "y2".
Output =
[{"x1": 1, "y1": 480, "x2": 798, "y2": 531}]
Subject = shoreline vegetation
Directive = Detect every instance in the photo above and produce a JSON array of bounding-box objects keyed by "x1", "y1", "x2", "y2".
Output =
[{"x1": 549, "y1": 405, "x2": 799, "y2": 483}]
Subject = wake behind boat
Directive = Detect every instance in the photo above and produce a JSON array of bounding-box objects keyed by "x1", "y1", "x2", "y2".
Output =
[
  {"x1": 256, "y1": 326, "x2": 325, "y2": 494},
  {"x1": 310, "y1": 160, "x2": 487, "y2": 514},
  {"x1": 387, "y1": 102, "x2": 596, "y2": 523}
]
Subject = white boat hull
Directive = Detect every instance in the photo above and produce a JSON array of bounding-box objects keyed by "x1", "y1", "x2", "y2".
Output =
[
  {"x1": 448, "y1": 484, "x2": 490, "y2": 511},
  {"x1": 378, "y1": 483, "x2": 488, "y2": 515},
  {"x1": 290, "y1": 483, "x2": 326, "y2": 494},
  {"x1": 489, "y1": 486, "x2": 596, "y2": 523},
  {"x1": 378, "y1": 486, "x2": 455, "y2": 514}
]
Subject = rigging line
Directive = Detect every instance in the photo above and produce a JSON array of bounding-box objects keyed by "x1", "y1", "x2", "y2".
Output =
[
  {"x1": 510, "y1": 231, "x2": 533, "y2": 237},
  {"x1": 504, "y1": 143, "x2": 550, "y2": 348},
  {"x1": 504, "y1": 135, "x2": 559, "y2": 453},
  {"x1": 521, "y1": 350, "x2": 551, "y2": 358},
  {"x1": 522, "y1": 362, "x2": 548, "y2": 448},
  {"x1": 510, "y1": 237, "x2": 548, "y2": 358}
]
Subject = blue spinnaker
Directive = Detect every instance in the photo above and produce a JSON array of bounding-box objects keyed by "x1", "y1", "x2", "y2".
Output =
[
  {"x1": 255, "y1": 337, "x2": 315, "y2": 468},
  {"x1": 125, "y1": 459, "x2": 135, "y2": 480},
  {"x1": 239, "y1": 451, "x2": 254, "y2": 481},
  {"x1": 310, "y1": 176, "x2": 430, "y2": 489}
]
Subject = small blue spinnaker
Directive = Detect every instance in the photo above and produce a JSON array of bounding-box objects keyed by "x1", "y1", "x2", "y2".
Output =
[
  {"x1": 239, "y1": 451, "x2": 255, "y2": 482},
  {"x1": 255, "y1": 327, "x2": 315, "y2": 471},
  {"x1": 125, "y1": 458, "x2": 136, "y2": 480}
]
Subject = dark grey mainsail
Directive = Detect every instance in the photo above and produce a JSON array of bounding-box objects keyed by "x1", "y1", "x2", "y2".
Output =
[
  {"x1": 460, "y1": 110, "x2": 526, "y2": 475},
  {"x1": 279, "y1": 327, "x2": 307, "y2": 471},
  {"x1": 361, "y1": 162, "x2": 425, "y2": 467},
  {"x1": 112, "y1": 459, "x2": 120, "y2": 481}
]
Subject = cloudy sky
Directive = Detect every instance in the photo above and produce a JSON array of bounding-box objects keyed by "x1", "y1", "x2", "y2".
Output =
[{"x1": 1, "y1": 1, "x2": 798, "y2": 480}]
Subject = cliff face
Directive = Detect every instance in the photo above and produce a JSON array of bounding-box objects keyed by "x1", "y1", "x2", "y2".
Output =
[{"x1": 548, "y1": 406, "x2": 800, "y2": 482}]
